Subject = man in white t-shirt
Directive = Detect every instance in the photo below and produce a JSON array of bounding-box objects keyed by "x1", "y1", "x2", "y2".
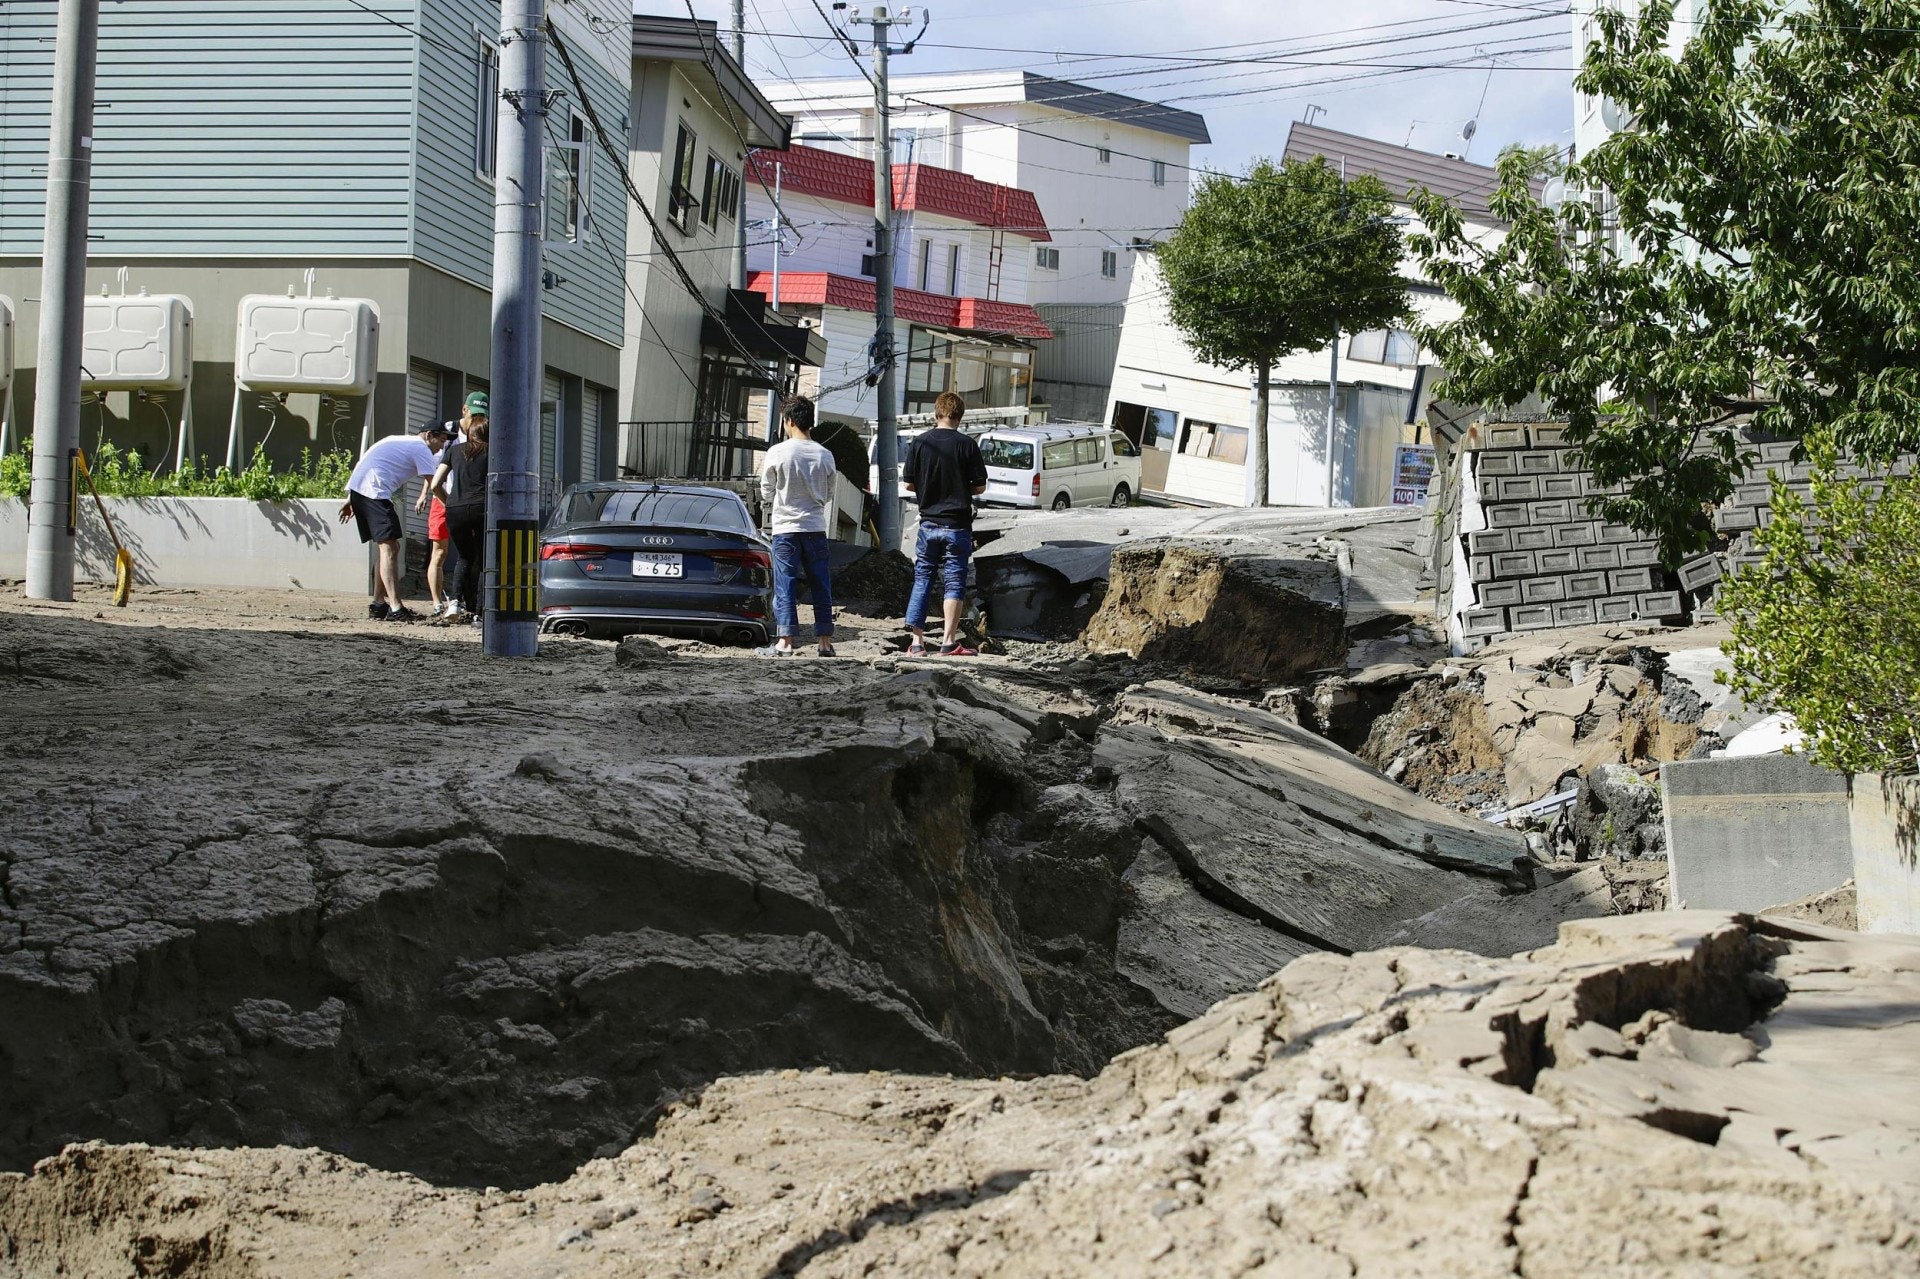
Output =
[
  {"x1": 756, "y1": 395, "x2": 839, "y2": 656},
  {"x1": 338, "y1": 421, "x2": 456, "y2": 623}
]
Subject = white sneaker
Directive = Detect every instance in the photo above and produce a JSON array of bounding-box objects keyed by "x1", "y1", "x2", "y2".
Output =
[{"x1": 429, "y1": 600, "x2": 449, "y2": 618}]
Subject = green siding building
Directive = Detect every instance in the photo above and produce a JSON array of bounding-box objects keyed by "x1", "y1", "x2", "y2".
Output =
[{"x1": 0, "y1": 0, "x2": 630, "y2": 493}]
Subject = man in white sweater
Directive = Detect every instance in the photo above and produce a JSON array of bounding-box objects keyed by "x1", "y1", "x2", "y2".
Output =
[{"x1": 756, "y1": 396, "x2": 839, "y2": 656}]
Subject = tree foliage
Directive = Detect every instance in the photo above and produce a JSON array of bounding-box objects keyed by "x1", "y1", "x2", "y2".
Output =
[
  {"x1": 1158, "y1": 156, "x2": 1408, "y2": 503},
  {"x1": 1410, "y1": 0, "x2": 1920, "y2": 557},
  {"x1": 1718, "y1": 439, "x2": 1920, "y2": 776}
]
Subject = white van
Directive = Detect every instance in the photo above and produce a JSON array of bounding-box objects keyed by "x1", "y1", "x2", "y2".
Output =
[{"x1": 978, "y1": 424, "x2": 1143, "y2": 510}]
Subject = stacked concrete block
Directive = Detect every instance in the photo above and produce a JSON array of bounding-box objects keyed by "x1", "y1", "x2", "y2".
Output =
[{"x1": 1454, "y1": 422, "x2": 1679, "y2": 637}]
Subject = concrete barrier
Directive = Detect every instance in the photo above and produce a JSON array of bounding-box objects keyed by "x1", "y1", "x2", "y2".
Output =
[
  {"x1": 1660, "y1": 753, "x2": 1854, "y2": 912},
  {"x1": 1850, "y1": 773, "x2": 1920, "y2": 933},
  {"x1": 0, "y1": 496, "x2": 370, "y2": 594}
]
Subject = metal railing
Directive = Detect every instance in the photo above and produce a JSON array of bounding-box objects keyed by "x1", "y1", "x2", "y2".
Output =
[{"x1": 620, "y1": 419, "x2": 770, "y2": 482}]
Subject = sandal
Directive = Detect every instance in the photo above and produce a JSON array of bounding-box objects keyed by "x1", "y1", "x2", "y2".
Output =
[
  {"x1": 905, "y1": 639, "x2": 926, "y2": 657},
  {"x1": 939, "y1": 641, "x2": 977, "y2": 657},
  {"x1": 816, "y1": 643, "x2": 837, "y2": 658}
]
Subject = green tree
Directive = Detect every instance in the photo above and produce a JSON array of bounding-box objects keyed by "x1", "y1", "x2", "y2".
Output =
[
  {"x1": 1410, "y1": 0, "x2": 1920, "y2": 558},
  {"x1": 1718, "y1": 438, "x2": 1920, "y2": 775},
  {"x1": 1157, "y1": 157, "x2": 1407, "y2": 506}
]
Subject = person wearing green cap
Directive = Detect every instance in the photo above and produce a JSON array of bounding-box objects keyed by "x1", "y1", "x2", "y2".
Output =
[{"x1": 414, "y1": 391, "x2": 489, "y2": 620}]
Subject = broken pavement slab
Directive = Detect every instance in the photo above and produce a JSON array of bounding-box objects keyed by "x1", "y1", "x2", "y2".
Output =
[{"x1": 1100, "y1": 684, "x2": 1565, "y2": 966}]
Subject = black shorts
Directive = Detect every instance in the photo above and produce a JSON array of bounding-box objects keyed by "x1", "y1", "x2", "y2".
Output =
[{"x1": 350, "y1": 490, "x2": 403, "y2": 544}]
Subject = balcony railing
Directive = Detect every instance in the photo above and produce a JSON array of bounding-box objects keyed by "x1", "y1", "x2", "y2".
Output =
[{"x1": 619, "y1": 419, "x2": 770, "y2": 482}]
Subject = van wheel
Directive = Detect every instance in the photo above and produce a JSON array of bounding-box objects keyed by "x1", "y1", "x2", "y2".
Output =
[
  {"x1": 1110, "y1": 483, "x2": 1132, "y2": 508},
  {"x1": 1051, "y1": 492, "x2": 1072, "y2": 511}
]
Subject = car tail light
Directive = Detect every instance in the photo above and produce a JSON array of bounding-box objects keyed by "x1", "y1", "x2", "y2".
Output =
[
  {"x1": 541, "y1": 542, "x2": 612, "y2": 560},
  {"x1": 710, "y1": 547, "x2": 772, "y2": 587},
  {"x1": 1031, "y1": 474, "x2": 1041, "y2": 497}
]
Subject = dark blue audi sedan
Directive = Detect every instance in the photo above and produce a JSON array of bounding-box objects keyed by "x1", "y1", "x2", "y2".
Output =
[{"x1": 538, "y1": 483, "x2": 772, "y2": 644}]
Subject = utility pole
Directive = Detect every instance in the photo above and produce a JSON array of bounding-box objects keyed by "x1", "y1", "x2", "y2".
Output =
[
  {"x1": 764, "y1": 160, "x2": 784, "y2": 443},
  {"x1": 1325, "y1": 334, "x2": 1341, "y2": 507},
  {"x1": 843, "y1": 5, "x2": 926, "y2": 555},
  {"x1": 23, "y1": 0, "x2": 99, "y2": 601},
  {"x1": 730, "y1": 0, "x2": 748, "y2": 292},
  {"x1": 1325, "y1": 157, "x2": 1346, "y2": 509},
  {"x1": 484, "y1": 0, "x2": 545, "y2": 658}
]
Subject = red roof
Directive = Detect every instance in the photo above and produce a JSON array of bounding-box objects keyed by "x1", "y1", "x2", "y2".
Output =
[
  {"x1": 746, "y1": 271, "x2": 1054, "y2": 340},
  {"x1": 748, "y1": 145, "x2": 1051, "y2": 241}
]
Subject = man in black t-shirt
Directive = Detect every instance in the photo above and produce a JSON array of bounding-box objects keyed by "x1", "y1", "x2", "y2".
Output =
[{"x1": 901, "y1": 391, "x2": 988, "y2": 656}]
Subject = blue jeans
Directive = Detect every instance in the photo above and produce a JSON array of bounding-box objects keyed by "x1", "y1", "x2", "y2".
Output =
[
  {"x1": 772, "y1": 531, "x2": 834, "y2": 638},
  {"x1": 905, "y1": 524, "x2": 973, "y2": 632}
]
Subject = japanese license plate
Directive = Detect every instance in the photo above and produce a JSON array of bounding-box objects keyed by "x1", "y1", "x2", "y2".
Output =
[{"x1": 631, "y1": 552, "x2": 683, "y2": 578}]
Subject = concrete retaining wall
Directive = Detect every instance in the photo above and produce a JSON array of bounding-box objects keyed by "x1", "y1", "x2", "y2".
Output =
[
  {"x1": 1850, "y1": 773, "x2": 1920, "y2": 933},
  {"x1": 1660, "y1": 753, "x2": 1854, "y2": 912},
  {"x1": 0, "y1": 496, "x2": 369, "y2": 594}
]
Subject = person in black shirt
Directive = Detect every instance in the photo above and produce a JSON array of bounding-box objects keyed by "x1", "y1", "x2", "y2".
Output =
[
  {"x1": 901, "y1": 391, "x2": 988, "y2": 656},
  {"x1": 426, "y1": 416, "x2": 489, "y2": 625}
]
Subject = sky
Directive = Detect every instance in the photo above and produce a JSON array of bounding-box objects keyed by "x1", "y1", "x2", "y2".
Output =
[{"x1": 670, "y1": 0, "x2": 1579, "y2": 175}]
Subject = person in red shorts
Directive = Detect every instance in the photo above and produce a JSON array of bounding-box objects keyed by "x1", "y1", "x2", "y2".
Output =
[{"x1": 414, "y1": 391, "x2": 486, "y2": 618}]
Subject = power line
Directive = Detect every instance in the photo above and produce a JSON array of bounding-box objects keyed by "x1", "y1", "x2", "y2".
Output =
[{"x1": 547, "y1": 20, "x2": 772, "y2": 374}]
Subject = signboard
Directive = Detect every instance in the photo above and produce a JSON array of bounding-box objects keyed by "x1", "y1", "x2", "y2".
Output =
[{"x1": 1391, "y1": 444, "x2": 1436, "y2": 506}]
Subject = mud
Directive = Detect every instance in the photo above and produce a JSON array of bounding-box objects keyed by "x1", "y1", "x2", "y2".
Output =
[
  {"x1": 4, "y1": 913, "x2": 1915, "y2": 1277},
  {"x1": 1082, "y1": 542, "x2": 1347, "y2": 685},
  {"x1": 0, "y1": 587, "x2": 1578, "y2": 1194}
]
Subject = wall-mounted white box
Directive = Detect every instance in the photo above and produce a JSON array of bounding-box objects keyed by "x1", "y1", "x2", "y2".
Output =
[
  {"x1": 234, "y1": 295, "x2": 380, "y2": 395},
  {"x1": 82, "y1": 293, "x2": 194, "y2": 390}
]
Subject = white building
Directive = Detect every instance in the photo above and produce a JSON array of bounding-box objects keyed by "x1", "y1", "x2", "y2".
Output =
[
  {"x1": 762, "y1": 72, "x2": 1210, "y2": 418},
  {"x1": 744, "y1": 144, "x2": 1053, "y2": 427},
  {"x1": 1106, "y1": 124, "x2": 1523, "y2": 508},
  {"x1": 621, "y1": 15, "x2": 823, "y2": 478}
]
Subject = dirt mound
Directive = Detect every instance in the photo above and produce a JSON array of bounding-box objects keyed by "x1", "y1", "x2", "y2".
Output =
[
  {"x1": 1082, "y1": 541, "x2": 1346, "y2": 684},
  {"x1": 7, "y1": 913, "x2": 1916, "y2": 1277},
  {"x1": 830, "y1": 548, "x2": 915, "y2": 617}
]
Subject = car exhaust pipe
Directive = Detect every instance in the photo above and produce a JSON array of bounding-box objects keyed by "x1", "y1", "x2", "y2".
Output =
[
  {"x1": 722, "y1": 626, "x2": 758, "y2": 647},
  {"x1": 551, "y1": 621, "x2": 589, "y2": 638}
]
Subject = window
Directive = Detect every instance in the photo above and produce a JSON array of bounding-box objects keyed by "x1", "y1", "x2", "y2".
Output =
[
  {"x1": 1043, "y1": 441, "x2": 1076, "y2": 470},
  {"x1": 566, "y1": 111, "x2": 589, "y2": 240},
  {"x1": 1101, "y1": 250, "x2": 1117, "y2": 279},
  {"x1": 669, "y1": 123, "x2": 698, "y2": 232},
  {"x1": 1151, "y1": 160, "x2": 1167, "y2": 187},
  {"x1": 1035, "y1": 246, "x2": 1059, "y2": 270},
  {"x1": 1109, "y1": 433, "x2": 1138, "y2": 458},
  {"x1": 1346, "y1": 328, "x2": 1421, "y2": 367},
  {"x1": 980, "y1": 437, "x2": 1033, "y2": 469},
  {"x1": 919, "y1": 239, "x2": 934, "y2": 291},
  {"x1": 473, "y1": 36, "x2": 499, "y2": 178},
  {"x1": 700, "y1": 153, "x2": 733, "y2": 230},
  {"x1": 903, "y1": 326, "x2": 1035, "y2": 414},
  {"x1": 860, "y1": 252, "x2": 877, "y2": 278},
  {"x1": 1073, "y1": 437, "x2": 1104, "y2": 465},
  {"x1": 947, "y1": 243, "x2": 961, "y2": 295},
  {"x1": 1181, "y1": 420, "x2": 1247, "y2": 465},
  {"x1": 1096, "y1": 146, "x2": 1112, "y2": 164}
]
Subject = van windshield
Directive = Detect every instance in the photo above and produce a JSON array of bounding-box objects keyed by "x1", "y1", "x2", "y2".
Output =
[{"x1": 981, "y1": 438, "x2": 1034, "y2": 470}]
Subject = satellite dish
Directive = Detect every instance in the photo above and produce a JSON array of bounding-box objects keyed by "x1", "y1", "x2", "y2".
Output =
[
  {"x1": 1461, "y1": 119, "x2": 1478, "y2": 143},
  {"x1": 1541, "y1": 176, "x2": 1568, "y2": 210},
  {"x1": 1600, "y1": 97, "x2": 1635, "y2": 132}
]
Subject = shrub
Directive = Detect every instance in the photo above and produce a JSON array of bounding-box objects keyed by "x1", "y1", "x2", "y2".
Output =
[
  {"x1": 1718, "y1": 436, "x2": 1920, "y2": 776},
  {"x1": 0, "y1": 440, "x2": 354, "y2": 503}
]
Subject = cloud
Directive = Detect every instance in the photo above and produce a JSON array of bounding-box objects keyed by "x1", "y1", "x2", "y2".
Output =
[{"x1": 672, "y1": 0, "x2": 1576, "y2": 170}]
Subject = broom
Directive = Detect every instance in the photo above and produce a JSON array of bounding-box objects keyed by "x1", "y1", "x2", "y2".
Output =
[{"x1": 74, "y1": 449, "x2": 135, "y2": 606}]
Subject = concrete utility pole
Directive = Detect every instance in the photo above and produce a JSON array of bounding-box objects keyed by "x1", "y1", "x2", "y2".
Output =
[
  {"x1": 845, "y1": 4, "x2": 924, "y2": 555},
  {"x1": 23, "y1": 0, "x2": 99, "y2": 601},
  {"x1": 730, "y1": 0, "x2": 749, "y2": 292},
  {"x1": 1325, "y1": 333, "x2": 1341, "y2": 508},
  {"x1": 484, "y1": 0, "x2": 546, "y2": 658}
]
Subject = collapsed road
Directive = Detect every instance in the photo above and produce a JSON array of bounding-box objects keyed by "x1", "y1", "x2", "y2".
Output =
[{"x1": 0, "y1": 583, "x2": 1591, "y2": 1193}]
